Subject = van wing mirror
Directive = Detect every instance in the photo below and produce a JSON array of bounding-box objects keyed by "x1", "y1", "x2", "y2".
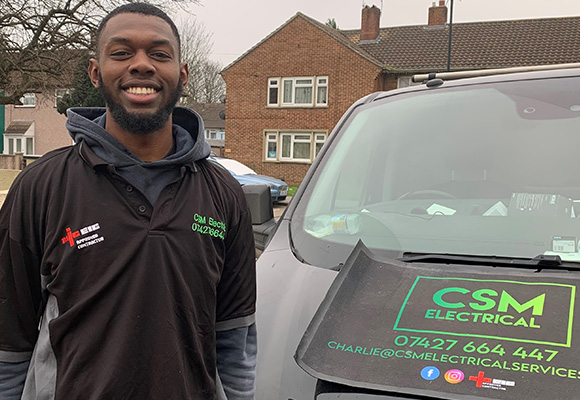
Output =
[{"x1": 242, "y1": 184, "x2": 277, "y2": 251}]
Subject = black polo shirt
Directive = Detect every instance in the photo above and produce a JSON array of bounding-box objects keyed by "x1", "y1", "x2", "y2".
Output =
[{"x1": 0, "y1": 142, "x2": 256, "y2": 399}]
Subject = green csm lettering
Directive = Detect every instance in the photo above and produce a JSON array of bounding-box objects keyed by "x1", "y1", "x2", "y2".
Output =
[
  {"x1": 429, "y1": 287, "x2": 545, "y2": 328},
  {"x1": 194, "y1": 213, "x2": 206, "y2": 224}
]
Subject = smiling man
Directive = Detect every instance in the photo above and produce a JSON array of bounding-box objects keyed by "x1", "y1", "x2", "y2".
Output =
[{"x1": 0, "y1": 4, "x2": 256, "y2": 400}]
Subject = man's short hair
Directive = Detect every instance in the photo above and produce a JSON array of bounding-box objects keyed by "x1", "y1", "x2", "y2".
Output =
[{"x1": 95, "y1": 3, "x2": 181, "y2": 60}]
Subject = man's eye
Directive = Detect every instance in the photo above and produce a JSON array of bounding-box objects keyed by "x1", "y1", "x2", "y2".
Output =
[
  {"x1": 111, "y1": 51, "x2": 130, "y2": 57},
  {"x1": 152, "y1": 52, "x2": 171, "y2": 59}
]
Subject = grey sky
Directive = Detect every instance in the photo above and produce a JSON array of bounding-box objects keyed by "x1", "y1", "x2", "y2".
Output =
[{"x1": 177, "y1": 0, "x2": 580, "y2": 66}]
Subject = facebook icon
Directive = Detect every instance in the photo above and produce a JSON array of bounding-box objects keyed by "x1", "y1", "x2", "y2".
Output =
[{"x1": 420, "y1": 366, "x2": 440, "y2": 381}]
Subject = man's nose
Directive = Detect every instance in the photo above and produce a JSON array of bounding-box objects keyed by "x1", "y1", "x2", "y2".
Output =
[{"x1": 129, "y1": 51, "x2": 155, "y2": 75}]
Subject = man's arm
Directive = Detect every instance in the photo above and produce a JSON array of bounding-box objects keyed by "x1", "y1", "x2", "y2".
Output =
[
  {"x1": 0, "y1": 176, "x2": 43, "y2": 399},
  {"x1": 215, "y1": 186, "x2": 257, "y2": 399},
  {"x1": 0, "y1": 361, "x2": 30, "y2": 400},
  {"x1": 216, "y1": 323, "x2": 257, "y2": 400}
]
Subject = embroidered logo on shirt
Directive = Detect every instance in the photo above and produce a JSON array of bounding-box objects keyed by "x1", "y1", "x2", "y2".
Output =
[
  {"x1": 61, "y1": 223, "x2": 105, "y2": 249},
  {"x1": 191, "y1": 213, "x2": 226, "y2": 240}
]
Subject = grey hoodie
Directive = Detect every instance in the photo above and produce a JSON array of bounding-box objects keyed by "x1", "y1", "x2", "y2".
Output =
[{"x1": 65, "y1": 106, "x2": 211, "y2": 204}]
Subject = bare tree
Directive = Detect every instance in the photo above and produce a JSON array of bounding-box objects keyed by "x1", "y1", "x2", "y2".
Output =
[
  {"x1": 178, "y1": 18, "x2": 225, "y2": 106},
  {"x1": 0, "y1": 0, "x2": 198, "y2": 105}
]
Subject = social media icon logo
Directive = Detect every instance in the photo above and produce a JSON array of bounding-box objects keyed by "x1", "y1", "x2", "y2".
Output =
[
  {"x1": 445, "y1": 369, "x2": 465, "y2": 384},
  {"x1": 421, "y1": 366, "x2": 440, "y2": 381}
]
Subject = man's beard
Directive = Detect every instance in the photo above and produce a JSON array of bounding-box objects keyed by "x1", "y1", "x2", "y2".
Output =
[{"x1": 98, "y1": 74, "x2": 182, "y2": 135}]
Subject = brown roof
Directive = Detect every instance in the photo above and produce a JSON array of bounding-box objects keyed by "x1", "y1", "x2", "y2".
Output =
[
  {"x1": 189, "y1": 103, "x2": 225, "y2": 129},
  {"x1": 5, "y1": 121, "x2": 33, "y2": 135},
  {"x1": 225, "y1": 12, "x2": 580, "y2": 74},
  {"x1": 340, "y1": 16, "x2": 580, "y2": 72},
  {"x1": 222, "y1": 13, "x2": 384, "y2": 73}
]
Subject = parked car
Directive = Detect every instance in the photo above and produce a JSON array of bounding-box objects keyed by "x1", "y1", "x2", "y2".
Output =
[
  {"x1": 209, "y1": 156, "x2": 288, "y2": 202},
  {"x1": 252, "y1": 64, "x2": 580, "y2": 400}
]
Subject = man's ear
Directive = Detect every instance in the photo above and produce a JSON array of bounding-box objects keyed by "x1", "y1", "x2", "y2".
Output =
[
  {"x1": 180, "y1": 62, "x2": 189, "y2": 87},
  {"x1": 88, "y1": 58, "x2": 100, "y2": 88}
]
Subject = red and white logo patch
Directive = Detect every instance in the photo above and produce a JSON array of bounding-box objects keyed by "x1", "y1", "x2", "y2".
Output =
[{"x1": 61, "y1": 223, "x2": 104, "y2": 249}]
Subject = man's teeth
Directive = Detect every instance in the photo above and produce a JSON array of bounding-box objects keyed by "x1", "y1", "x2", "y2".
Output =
[{"x1": 126, "y1": 87, "x2": 157, "y2": 95}]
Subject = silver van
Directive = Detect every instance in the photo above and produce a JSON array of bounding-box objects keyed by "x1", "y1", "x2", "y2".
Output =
[{"x1": 253, "y1": 65, "x2": 580, "y2": 400}]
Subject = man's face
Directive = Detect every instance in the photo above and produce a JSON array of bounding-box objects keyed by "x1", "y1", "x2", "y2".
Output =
[{"x1": 89, "y1": 13, "x2": 188, "y2": 135}]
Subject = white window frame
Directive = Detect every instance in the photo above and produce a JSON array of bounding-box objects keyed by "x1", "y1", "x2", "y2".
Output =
[
  {"x1": 4, "y1": 135, "x2": 35, "y2": 155},
  {"x1": 315, "y1": 76, "x2": 328, "y2": 106},
  {"x1": 55, "y1": 89, "x2": 71, "y2": 107},
  {"x1": 281, "y1": 77, "x2": 314, "y2": 107},
  {"x1": 397, "y1": 76, "x2": 422, "y2": 89},
  {"x1": 267, "y1": 78, "x2": 280, "y2": 107},
  {"x1": 15, "y1": 93, "x2": 36, "y2": 108},
  {"x1": 268, "y1": 76, "x2": 329, "y2": 108},
  {"x1": 264, "y1": 130, "x2": 327, "y2": 163},
  {"x1": 205, "y1": 128, "x2": 225, "y2": 140},
  {"x1": 265, "y1": 133, "x2": 278, "y2": 160},
  {"x1": 314, "y1": 133, "x2": 327, "y2": 158},
  {"x1": 280, "y1": 133, "x2": 311, "y2": 161}
]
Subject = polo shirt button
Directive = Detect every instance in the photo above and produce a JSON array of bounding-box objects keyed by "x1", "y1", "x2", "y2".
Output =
[
  {"x1": 126, "y1": 185, "x2": 133, "y2": 192},
  {"x1": 138, "y1": 205, "x2": 146, "y2": 213}
]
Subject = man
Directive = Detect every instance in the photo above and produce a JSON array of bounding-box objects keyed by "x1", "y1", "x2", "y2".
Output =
[{"x1": 0, "y1": 3, "x2": 256, "y2": 399}]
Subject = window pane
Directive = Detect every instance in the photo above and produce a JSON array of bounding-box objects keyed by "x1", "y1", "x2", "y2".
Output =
[
  {"x1": 283, "y1": 81, "x2": 293, "y2": 103},
  {"x1": 295, "y1": 135, "x2": 311, "y2": 141},
  {"x1": 295, "y1": 87, "x2": 312, "y2": 104},
  {"x1": 294, "y1": 142, "x2": 311, "y2": 159},
  {"x1": 23, "y1": 93, "x2": 35, "y2": 106},
  {"x1": 15, "y1": 139, "x2": 22, "y2": 153},
  {"x1": 269, "y1": 87, "x2": 278, "y2": 104},
  {"x1": 282, "y1": 135, "x2": 291, "y2": 158},
  {"x1": 267, "y1": 141, "x2": 277, "y2": 159},
  {"x1": 268, "y1": 134, "x2": 277, "y2": 140},
  {"x1": 317, "y1": 87, "x2": 327, "y2": 104},
  {"x1": 398, "y1": 78, "x2": 410, "y2": 88},
  {"x1": 316, "y1": 134, "x2": 326, "y2": 141},
  {"x1": 26, "y1": 138, "x2": 33, "y2": 155},
  {"x1": 315, "y1": 142, "x2": 324, "y2": 156},
  {"x1": 8, "y1": 139, "x2": 13, "y2": 155},
  {"x1": 318, "y1": 78, "x2": 327, "y2": 84},
  {"x1": 296, "y1": 79, "x2": 313, "y2": 85}
]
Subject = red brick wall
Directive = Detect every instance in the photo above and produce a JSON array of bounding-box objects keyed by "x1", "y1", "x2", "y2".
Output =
[{"x1": 222, "y1": 15, "x2": 383, "y2": 186}]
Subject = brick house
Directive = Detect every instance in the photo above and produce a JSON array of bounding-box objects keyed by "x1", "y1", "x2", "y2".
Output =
[{"x1": 222, "y1": 3, "x2": 580, "y2": 186}]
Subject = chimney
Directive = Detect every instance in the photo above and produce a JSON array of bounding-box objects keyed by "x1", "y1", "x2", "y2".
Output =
[
  {"x1": 360, "y1": 5, "x2": 381, "y2": 41},
  {"x1": 428, "y1": 1, "x2": 448, "y2": 26}
]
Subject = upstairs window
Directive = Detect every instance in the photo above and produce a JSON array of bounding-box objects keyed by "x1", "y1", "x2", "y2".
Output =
[
  {"x1": 55, "y1": 89, "x2": 71, "y2": 107},
  {"x1": 268, "y1": 78, "x2": 280, "y2": 105},
  {"x1": 268, "y1": 76, "x2": 329, "y2": 108},
  {"x1": 316, "y1": 77, "x2": 328, "y2": 105},
  {"x1": 16, "y1": 93, "x2": 36, "y2": 107}
]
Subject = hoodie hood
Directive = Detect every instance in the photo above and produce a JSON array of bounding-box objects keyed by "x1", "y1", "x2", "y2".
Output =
[
  {"x1": 65, "y1": 106, "x2": 212, "y2": 205},
  {"x1": 65, "y1": 106, "x2": 211, "y2": 168}
]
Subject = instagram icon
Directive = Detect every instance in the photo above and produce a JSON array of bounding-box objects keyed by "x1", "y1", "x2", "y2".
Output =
[{"x1": 445, "y1": 369, "x2": 465, "y2": 384}]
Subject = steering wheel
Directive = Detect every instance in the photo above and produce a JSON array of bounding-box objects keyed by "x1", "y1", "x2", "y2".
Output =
[{"x1": 397, "y1": 189, "x2": 456, "y2": 200}]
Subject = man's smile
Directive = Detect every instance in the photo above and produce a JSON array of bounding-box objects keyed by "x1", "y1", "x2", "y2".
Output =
[{"x1": 125, "y1": 87, "x2": 158, "y2": 95}]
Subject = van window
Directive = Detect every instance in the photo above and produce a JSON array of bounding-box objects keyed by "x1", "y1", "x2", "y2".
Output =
[{"x1": 291, "y1": 77, "x2": 580, "y2": 269}]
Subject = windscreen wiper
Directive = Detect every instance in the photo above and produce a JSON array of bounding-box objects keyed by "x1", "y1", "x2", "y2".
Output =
[{"x1": 397, "y1": 252, "x2": 579, "y2": 270}]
